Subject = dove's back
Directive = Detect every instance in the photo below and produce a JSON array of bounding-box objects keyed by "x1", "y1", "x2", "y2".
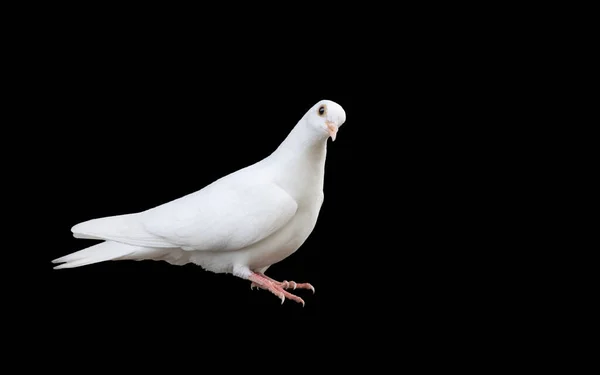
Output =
[{"x1": 70, "y1": 160, "x2": 287, "y2": 248}]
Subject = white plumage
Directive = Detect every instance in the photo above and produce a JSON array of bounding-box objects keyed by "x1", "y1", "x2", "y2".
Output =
[{"x1": 53, "y1": 99, "x2": 347, "y2": 305}]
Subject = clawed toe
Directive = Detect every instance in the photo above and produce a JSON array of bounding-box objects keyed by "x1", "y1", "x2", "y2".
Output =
[
  {"x1": 277, "y1": 287, "x2": 305, "y2": 306},
  {"x1": 282, "y1": 282, "x2": 314, "y2": 294}
]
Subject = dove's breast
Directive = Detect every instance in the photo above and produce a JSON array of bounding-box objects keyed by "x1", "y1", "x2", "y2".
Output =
[{"x1": 189, "y1": 190, "x2": 324, "y2": 273}]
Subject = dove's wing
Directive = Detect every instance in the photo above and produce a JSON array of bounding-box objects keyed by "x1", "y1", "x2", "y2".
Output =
[
  {"x1": 141, "y1": 182, "x2": 298, "y2": 251},
  {"x1": 72, "y1": 181, "x2": 298, "y2": 252}
]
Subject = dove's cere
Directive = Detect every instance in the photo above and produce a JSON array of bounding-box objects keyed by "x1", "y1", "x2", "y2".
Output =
[{"x1": 53, "y1": 100, "x2": 347, "y2": 306}]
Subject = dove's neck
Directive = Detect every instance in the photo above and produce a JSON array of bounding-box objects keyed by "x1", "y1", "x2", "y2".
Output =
[
  {"x1": 268, "y1": 120, "x2": 328, "y2": 197},
  {"x1": 273, "y1": 120, "x2": 328, "y2": 161}
]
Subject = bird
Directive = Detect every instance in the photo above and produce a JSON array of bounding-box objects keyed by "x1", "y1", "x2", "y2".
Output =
[{"x1": 53, "y1": 99, "x2": 347, "y2": 306}]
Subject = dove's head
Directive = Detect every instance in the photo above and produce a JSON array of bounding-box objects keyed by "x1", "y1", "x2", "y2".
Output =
[{"x1": 304, "y1": 99, "x2": 346, "y2": 142}]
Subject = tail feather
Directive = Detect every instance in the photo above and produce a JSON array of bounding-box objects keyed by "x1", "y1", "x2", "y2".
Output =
[
  {"x1": 70, "y1": 213, "x2": 174, "y2": 248},
  {"x1": 52, "y1": 241, "x2": 108, "y2": 263},
  {"x1": 52, "y1": 241, "x2": 143, "y2": 269}
]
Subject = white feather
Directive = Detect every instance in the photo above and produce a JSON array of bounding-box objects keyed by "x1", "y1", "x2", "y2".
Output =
[
  {"x1": 71, "y1": 213, "x2": 174, "y2": 248},
  {"x1": 53, "y1": 241, "x2": 142, "y2": 269}
]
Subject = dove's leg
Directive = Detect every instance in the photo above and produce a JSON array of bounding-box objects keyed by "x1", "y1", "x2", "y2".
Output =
[
  {"x1": 234, "y1": 265, "x2": 305, "y2": 306},
  {"x1": 251, "y1": 273, "x2": 315, "y2": 293}
]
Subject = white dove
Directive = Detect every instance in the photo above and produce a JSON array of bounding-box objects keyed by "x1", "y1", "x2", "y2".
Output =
[{"x1": 53, "y1": 99, "x2": 347, "y2": 306}]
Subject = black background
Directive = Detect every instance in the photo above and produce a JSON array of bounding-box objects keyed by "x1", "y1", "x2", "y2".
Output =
[
  {"x1": 41, "y1": 74, "x2": 359, "y2": 320},
  {"x1": 29, "y1": 39, "x2": 382, "y2": 324},
  {"x1": 11, "y1": 7, "x2": 521, "y2": 359},
  {"x1": 30, "y1": 58, "x2": 482, "y2": 324}
]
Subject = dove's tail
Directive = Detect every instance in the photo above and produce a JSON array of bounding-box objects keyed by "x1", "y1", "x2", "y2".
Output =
[{"x1": 52, "y1": 241, "x2": 146, "y2": 269}]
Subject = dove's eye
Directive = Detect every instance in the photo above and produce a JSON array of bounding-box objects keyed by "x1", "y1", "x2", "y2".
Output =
[{"x1": 318, "y1": 105, "x2": 326, "y2": 116}]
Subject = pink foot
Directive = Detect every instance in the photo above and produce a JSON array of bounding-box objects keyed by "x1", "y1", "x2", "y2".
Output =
[
  {"x1": 250, "y1": 273, "x2": 315, "y2": 294},
  {"x1": 248, "y1": 273, "x2": 312, "y2": 306}
]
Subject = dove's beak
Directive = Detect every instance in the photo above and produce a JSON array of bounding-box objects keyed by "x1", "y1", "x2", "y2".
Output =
[{"x1": 326, "y1": 121, "x2": 338, "y2": 142}]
